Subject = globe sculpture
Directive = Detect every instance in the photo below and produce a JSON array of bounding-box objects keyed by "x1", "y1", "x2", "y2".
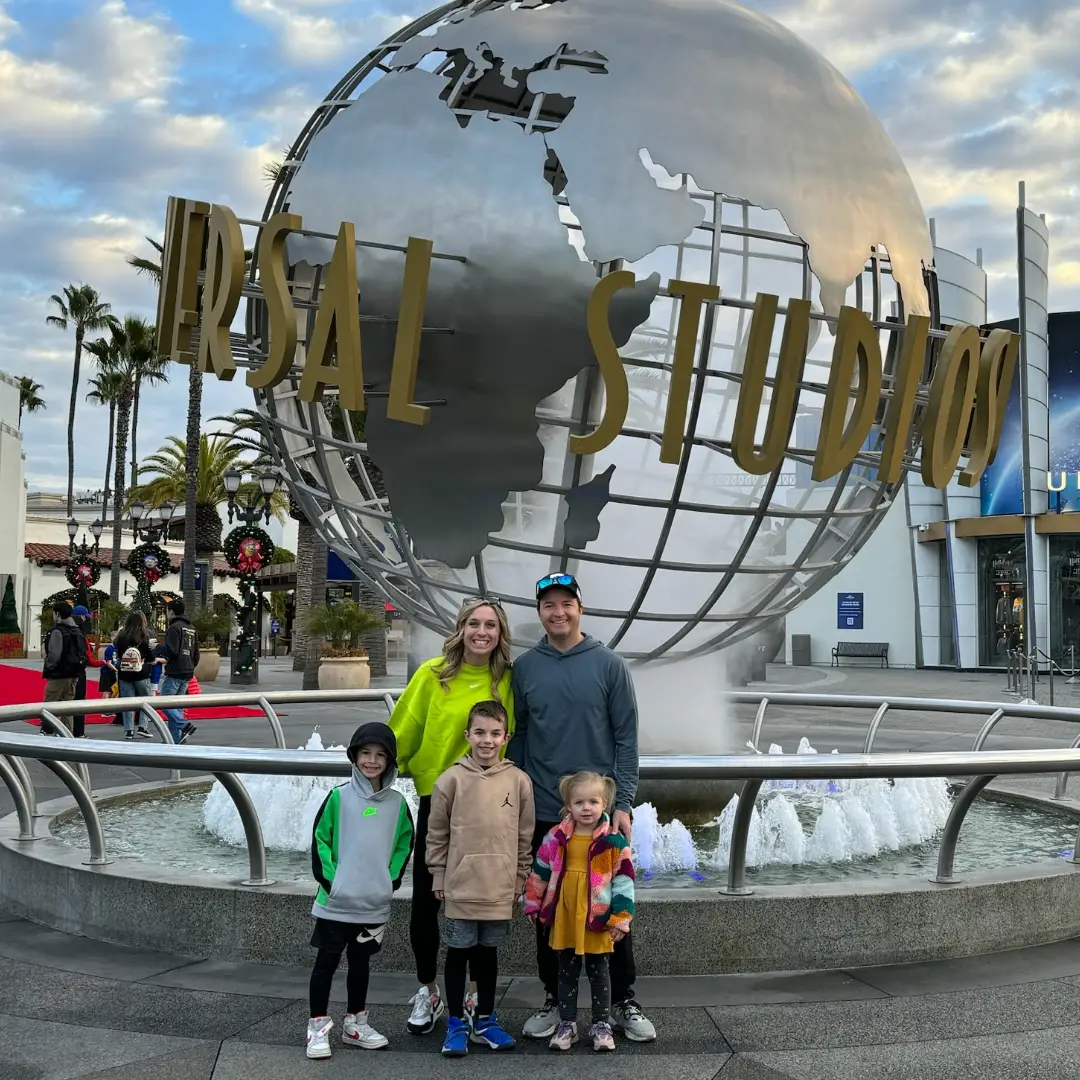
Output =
[{"x1": 251, "y1": 0, "x2": 934, "y2": 658}]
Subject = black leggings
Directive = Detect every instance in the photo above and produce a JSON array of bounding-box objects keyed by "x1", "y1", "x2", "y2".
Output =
[
  {"x1": 309, "y1": 942, "x2": 370, "y2": 1017},
  {"x1": 445, "y1": 944, "x2": 497, "y2": 1019},
  {"x1": 557, "y1": 951, "x2": 610, "y2": 1024},
  {"x1": 410, "y1": 795, "x2": 442, "y2": 984}
]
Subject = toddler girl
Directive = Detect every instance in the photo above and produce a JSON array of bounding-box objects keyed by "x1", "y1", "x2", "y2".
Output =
[{"x1": 523, "y1": 771, "x2": 635, "y2": 1053}]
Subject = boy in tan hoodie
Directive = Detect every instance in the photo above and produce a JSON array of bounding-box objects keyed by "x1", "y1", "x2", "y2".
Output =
[{"x1": 427, "y1": 698, "x2": 534, "y2": 1056}]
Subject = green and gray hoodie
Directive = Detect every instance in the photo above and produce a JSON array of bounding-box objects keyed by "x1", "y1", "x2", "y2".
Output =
[{"x1": 310, "y1": 753, "x2": 415, "y2": 924}]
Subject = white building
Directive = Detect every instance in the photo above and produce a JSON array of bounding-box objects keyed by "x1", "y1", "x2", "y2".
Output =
[{"x1": 0, "y1": 371, "x2": 28, "y2": 655}]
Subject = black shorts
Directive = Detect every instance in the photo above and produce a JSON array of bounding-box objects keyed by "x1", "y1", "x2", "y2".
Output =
[{"x1": 310, "y1": 918, "x2": 386, "y2": 955}]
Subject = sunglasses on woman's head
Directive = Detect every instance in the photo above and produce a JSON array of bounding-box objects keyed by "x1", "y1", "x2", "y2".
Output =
[{"x1": 461, "y1": 596, "x2": 504, "y2": 610}]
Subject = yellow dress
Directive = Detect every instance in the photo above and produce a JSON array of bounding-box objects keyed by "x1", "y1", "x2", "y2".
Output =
[{"x1": 548, "y1": 833, "x2": 614, "y2": 955}]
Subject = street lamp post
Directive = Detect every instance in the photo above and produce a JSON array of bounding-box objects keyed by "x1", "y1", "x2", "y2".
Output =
[
  {"x1": 127, "y1": 503, "x2": 176, "y2": 614},
  {"x1": 66, "y1": 518, "x2": 104, "y2": 609},
  {"x1": 222, "y1": 469, "x2": 280, "y2": 685}
]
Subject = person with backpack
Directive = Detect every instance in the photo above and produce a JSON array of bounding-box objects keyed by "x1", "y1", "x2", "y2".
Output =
[
  {"x1": 159, "y1": 598, "x2": 200, "y2": 744},
  {"x1": 42, "y1": 601, "x2": 88, "y2": 728},
  {"x1": 113, "y1": 612, "x2": 155, "y2": 741},
  {"x1": 71, "y1": 605, "x2": 104, "y2": 738}
]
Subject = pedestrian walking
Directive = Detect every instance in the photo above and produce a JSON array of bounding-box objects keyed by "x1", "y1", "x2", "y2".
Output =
[
  {"x1": 158, "y1": 598, "x2": 200, "y2": 744},
  {"x1": 41, "y1": 601, "x2": 87, "y2": 728},
  {"x1": 113, "y1": 612, "x2": 155, "y2": 740}
]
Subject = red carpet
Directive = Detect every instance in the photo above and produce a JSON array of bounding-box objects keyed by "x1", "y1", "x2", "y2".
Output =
[{"x1": 0, "y1": 663, "x2": 265, "y2": 723}]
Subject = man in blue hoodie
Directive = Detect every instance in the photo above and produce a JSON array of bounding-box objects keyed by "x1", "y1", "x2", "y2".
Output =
[{"x1": 508, "y1": 573, "x2": 656, "y2": 1044}]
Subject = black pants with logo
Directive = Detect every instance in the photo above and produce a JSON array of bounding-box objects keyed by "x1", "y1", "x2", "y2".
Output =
[{"x1": 531, "y1": 819, "x2": 636, "y2": 1006}]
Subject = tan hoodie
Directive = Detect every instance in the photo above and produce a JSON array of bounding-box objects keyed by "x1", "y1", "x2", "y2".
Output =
[{"x1": 426, "y1": 755, "x2": 536, "y2": 920}]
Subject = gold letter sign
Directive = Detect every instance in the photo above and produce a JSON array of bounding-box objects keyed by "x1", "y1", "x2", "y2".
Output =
[{"x1": 156, "y1": 196, "x2": 210, "y2": 364}]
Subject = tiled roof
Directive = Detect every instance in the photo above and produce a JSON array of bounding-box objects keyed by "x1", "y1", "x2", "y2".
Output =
[{"x1": 24, "y1": 543, "x2": 235, "y2": 575}]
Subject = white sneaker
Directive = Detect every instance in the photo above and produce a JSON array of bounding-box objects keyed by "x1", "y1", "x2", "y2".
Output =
[
  {"x1": 523, "y1": 995, "x2": 559, "y2": 1039},
  {"x1": 611, "y1": 999, "x2": 657, "y2": 1042},
  {"x1": 464, "y1": 990, "x2": 478, "y2": 1024},
  {"x1": 306, "y1": 1016, "x2": 333, "y2": 1059},
  {"x1": 407, "y1": 985, "x2": 445, "y2": 1035},
  {"x1": 342, "y1": 1011, "x2": 388, "y2": 1049}
]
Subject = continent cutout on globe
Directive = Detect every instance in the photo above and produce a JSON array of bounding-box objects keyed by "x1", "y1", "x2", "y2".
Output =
[
  {"x1": 562, "y1": 464, "x2": 616, "y2": 549},
  {"x1": 286, "y1": 66, "x2": 657, "y2": 568}
]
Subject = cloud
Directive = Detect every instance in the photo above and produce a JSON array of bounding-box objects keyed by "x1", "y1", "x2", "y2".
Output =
[{"x1": 233, "y1": 0, "x2": 413, "y2": 65}]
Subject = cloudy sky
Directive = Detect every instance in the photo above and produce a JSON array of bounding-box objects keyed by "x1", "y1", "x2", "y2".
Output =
[{"x1": 3, "y1": 0, "x2": 1078, "y2": 494}]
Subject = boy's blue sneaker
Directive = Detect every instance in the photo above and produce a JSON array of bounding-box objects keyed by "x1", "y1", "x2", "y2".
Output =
[
  {"x1": 441, "y1": 1016, "x2": 470, "y2": 1057},
  {"x1": 470, "y1": 1014, "x2": 517, "y2": 1051}
]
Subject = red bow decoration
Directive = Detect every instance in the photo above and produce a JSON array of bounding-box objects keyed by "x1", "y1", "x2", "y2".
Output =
[{"x1": 237, "y1": 537, "x2": 264, "y2": 574}]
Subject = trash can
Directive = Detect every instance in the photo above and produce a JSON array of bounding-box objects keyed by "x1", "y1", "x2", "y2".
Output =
[
  {"x1": 791, "y1": 634, "x2": 811, "y2": 666},
  {"x1": 751, "y1": 643, "x2": 768, "y2": 682}
]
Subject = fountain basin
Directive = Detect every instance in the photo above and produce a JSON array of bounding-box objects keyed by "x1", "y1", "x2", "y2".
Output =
[{"x1": 5, "y1": 780, "x2": 1080, "y2": 974}]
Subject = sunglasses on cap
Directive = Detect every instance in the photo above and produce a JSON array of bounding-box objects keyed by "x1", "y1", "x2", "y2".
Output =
[{"x1": 535, "y1": 573, "x2": 582, "y2": 600}]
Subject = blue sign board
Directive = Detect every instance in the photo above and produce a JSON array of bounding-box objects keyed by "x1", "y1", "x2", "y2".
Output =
[
  {"x1": 837, "y1": 592, "x2": 864, "y2": 630},
  {"x1": 270, "y1": 619, "x2": 281, "y2": 636}
]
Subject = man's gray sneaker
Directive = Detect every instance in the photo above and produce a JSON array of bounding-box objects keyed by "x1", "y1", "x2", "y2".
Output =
[
  {"x1": 522, "y1": 996, "x2": 559, "y2": 1039},
  {"x1": 611, "y1": 1000, "x2": 656, "y2": 1042}
]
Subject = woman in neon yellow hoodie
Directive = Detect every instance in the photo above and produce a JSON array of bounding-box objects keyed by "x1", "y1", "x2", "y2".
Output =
[{"x1": 389, "y1": 598, "x2": 514, "y2": 1034}]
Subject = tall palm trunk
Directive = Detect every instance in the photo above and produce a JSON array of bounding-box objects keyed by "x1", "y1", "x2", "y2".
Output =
[
  {"x1": 303, "y1": 532, "x2": 328, "y2": 690},
  {"x1": 358, "y1": 584, "x2": 387, "y2": 677},
  {"x1": 292, "y1": 519, "x2": 316, "y2": 671},
  {"x1": 66, "y1": 328, "x2": 84, "y2": 517},
  {"x1": 182, "y1": 365, "x2": 202, "y2": 609},
  {"x1": 101, "y1": 402, "x2": 116, "y2": 526},
  {"x1": 110, "y1": 387, "x2": 135, "y2": 601},
  {"x1": 129, "y1": 376, "x2": 142, "y2": 490}
]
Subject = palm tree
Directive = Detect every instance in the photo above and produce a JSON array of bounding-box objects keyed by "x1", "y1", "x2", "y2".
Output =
[
  {"x1": 46, "y1": 285, "x2": 118, "y2": 516},
  {"x1": 85, "y1": 369, "x2": 127, "y2": 526},
  {"x1": 129, "y1": 434, "x2": 287, "y2": 606},
  {"x1": 17, "y1": 376, "x2": 45, "y2": 424},
  {"x1": 127, "y1": 236, "x2": 252, "y2": 608},
  {"x1": 85, "y1": 316, "x2": 159, "y2": 600},
  {"x1": 129, "y1": 349, "x2": 170, "y2": 490}
]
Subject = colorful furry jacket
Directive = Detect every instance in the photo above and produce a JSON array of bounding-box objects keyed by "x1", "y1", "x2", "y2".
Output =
[{"x1": 523, "y1": 814, "x2": 635, "y2": 934}]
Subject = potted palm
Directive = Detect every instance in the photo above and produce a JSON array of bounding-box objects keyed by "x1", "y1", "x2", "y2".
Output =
[
  {"x1": 189, "y1": 606, "x2": 231, "y2": 683},
  {"x1": 305, "y1": 600, "x2": 385, "y2": 690}
]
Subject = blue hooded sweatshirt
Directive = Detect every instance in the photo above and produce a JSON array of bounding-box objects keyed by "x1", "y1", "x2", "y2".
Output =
[{"x1": 507, "y1": 634, "x2": 639, "y2": 822}]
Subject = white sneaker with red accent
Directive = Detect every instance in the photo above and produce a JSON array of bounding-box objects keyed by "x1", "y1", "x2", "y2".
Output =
[
  {"x1": 407, "y1": 986, "x2": 445, "y2": 1035},
  {"x1": 342, "y1": 1011, "x2": 388, "y2": 1049},
  {"x1": 306, "y1": 1016, "x2": 333, "y2": 1059}
]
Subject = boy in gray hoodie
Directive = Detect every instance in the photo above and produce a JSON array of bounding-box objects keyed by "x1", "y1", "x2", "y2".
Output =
[{"x1": 307, "y1": 722, "x2": 414, "y2": 1058}]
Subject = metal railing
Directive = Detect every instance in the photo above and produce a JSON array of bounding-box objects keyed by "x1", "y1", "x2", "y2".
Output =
[{"x1": 4, "y1": 690, "x2": 1080, "y2": 892}]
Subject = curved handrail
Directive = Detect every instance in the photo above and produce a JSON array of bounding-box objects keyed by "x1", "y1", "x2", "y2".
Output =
[
  {"x1": 971, "y1": 708, "x2": 1007, "y2": 752},
  {"x1": 719, "y1": 778, "x2": 762, "y2": 895},
  {"x1": 7, "y1": 755, "x2": 36, "y2": 818},
  {"x1": 40, "y1": 709, "x2": 91, "y2": 793},
  {"x1": 36, "y1": 758, "x2": 108, "y2": 865},
  {"x1": 0, "y1": 756, "x2": 34, "y2": 840},
  {"x1": 862, "y1": 702, "x2": 891, "y2": 754},
  {"x1": 256, "y1": 697, "x2": 287, "y2": 750},
  {"x1": 935, "y1": 774, "x2": 996, "y2": 883},
  {"x1": 138, "y1": 704, "x2": 180, "y2": 783},
  {"x1": 750, "y1": 698, "x2": 768, "y2": 750},
  {"x1": 212, "y1": 772, "x2": 273, "y2": 886},
  {"x1": 1054, "y1": 732, "x2": 1080, "y2": 800}
]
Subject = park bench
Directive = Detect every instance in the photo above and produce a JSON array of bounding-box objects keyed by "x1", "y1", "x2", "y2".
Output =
[{"x1": 831, "y1": 641, "x2": 889, "y2": 668}]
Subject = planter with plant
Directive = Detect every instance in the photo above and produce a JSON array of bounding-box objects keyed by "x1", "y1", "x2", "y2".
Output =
[
  {"x1": 188, "y1": 606, "x2": 232, "y2": 683},
  {"x1": 305, "y1": 600, "x2": 385, "y2": 690}
]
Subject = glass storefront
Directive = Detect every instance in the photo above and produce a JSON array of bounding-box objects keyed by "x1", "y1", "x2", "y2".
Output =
[
  {"x1": 1049, "y1": 537, "x2": 1080, "y2": 665},
  {"x1": 978, "y1": 538, "x2": 1026, "y2": 668}
]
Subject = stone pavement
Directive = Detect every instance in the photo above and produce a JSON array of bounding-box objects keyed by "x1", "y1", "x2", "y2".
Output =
[{"x1": 5, "y1": 908, "x2": 1080, "y2": 1078}]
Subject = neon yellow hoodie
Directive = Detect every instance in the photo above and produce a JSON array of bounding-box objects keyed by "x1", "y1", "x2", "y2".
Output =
[{"x1": 389, "y1": 658, "x2": 514, "y2": 796}]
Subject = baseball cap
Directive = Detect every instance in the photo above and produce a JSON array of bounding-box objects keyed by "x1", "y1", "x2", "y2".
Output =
[
  {"x1": 72, "y1": 605, "x2": 91, "y2": 617},
  {"x1": 535, "y1": 572, "x2": 582, "y2": 605}
]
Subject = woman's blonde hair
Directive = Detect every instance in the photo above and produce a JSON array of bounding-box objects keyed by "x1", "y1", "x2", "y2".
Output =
[
  {"x1": 558, "y1": 771, "x2": 617, "y2": 814},
  {"x1": 436, "y1": 599, "x2": 512, "y2": 699}
]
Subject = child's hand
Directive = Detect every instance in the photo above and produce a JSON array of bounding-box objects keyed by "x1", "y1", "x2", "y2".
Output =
[
  {"x1": 434, "y1": 889, "x2": 445, "y2": 900},
  {"x1": 609, "y1": 926, "x2": 626, "y2": 943}
]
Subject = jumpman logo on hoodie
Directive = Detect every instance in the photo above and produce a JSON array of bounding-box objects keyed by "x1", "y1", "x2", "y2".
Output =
[{"x1": 501, "y1": 793, "x2": 513, "y2": 808}]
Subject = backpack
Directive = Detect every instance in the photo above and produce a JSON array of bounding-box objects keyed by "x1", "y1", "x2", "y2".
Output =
[
  {"x1": 120, "y1": 646, "x2": 145, "y2": 674},
  {"x1": 51, "y1": 625, "x2": 88, "y2": 678}
]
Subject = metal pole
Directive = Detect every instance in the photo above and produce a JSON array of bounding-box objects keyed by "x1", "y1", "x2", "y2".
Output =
[
  {"x1": 934, "y1": 773, "x2": 996, "y2": 883},
  {"x1": 971, "y1": 708, "x2": 1006, "y2": 752},
  {"x1": 0, "y1": 755, "x2": 36, "y2": 840},
  {"x1": 863, "y1": 703, "x2": 890, "y2": 754},
  {"x1": 719, "y1": 778, "x2": 763, "y2": 896},
  {"x1": 40, "y1": 709, "x2": 91, "y2": 794},
  {"x1": 257, "y1": 697, "x2": 287, "y2": 750},
  {"x1": 1050, "y1": 654, "x2": 1055, "y2": 707},
  {"x1": 382, "y1": 692, "x2": 396, "y2": 717},
  {"x1": 750, "y1": 699, "x2": 769, "y2": 751},
  {"x1": 37, "y1": 759, "x2": 109, "y2": 865},
  {"x1": 1053, "y1": 732, "x2": 1080, "y2": 799},
  {"x1": 7, "y1": 755, "x2": 37, "y2": 817},
  {"x1": 211, "y1": 771, "x2": 274, "y2": 886},
  {"x1": 139, "y1": 704, "x2": 181, "y2": 783}
]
